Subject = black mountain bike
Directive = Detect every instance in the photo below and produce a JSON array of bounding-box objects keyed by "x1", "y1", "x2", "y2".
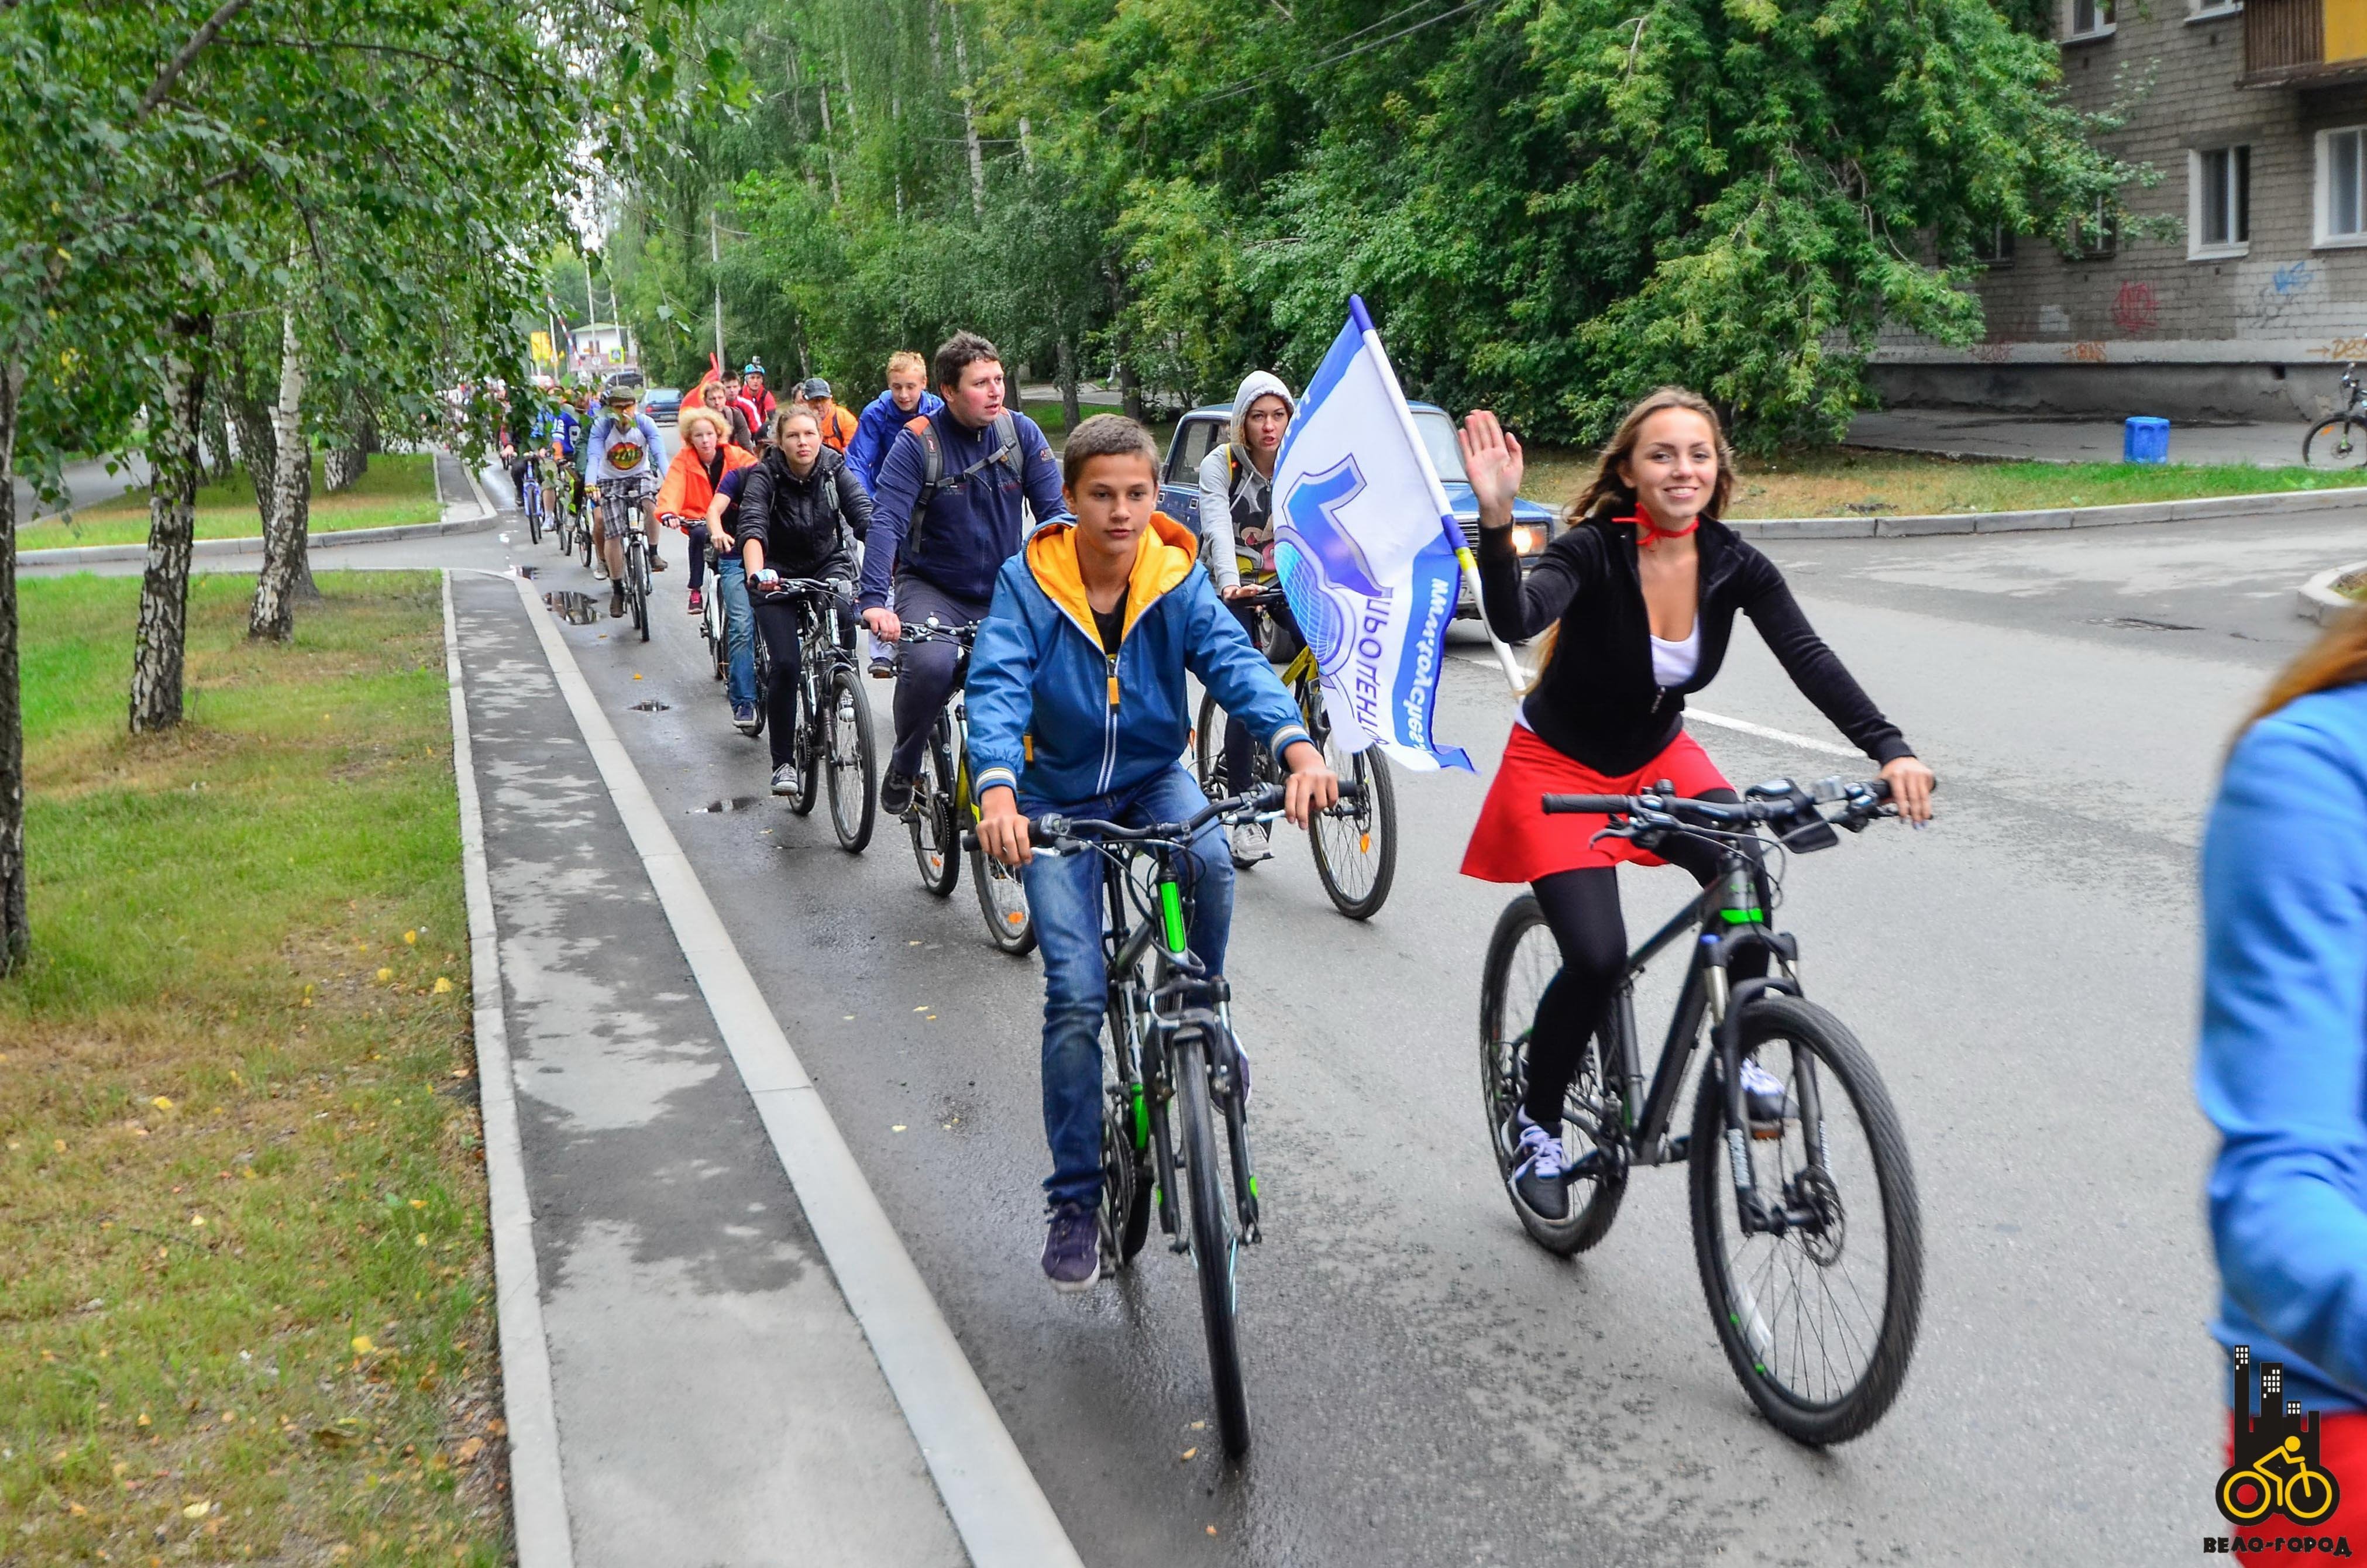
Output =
[
  {"x1": 753, "y1": 578, "x2": 878, "y2": 852},
  {"x1": 989, "y1": 781, "x2": 1360, "y2": 1458},
  {"x1": 519, "y1": 458, "x2": 547, "y2": 546},
  {"x1": 897, "y1": 618, "x2": 1033, "y2": 955},
  {"x1": 1478, "y1": 776, "x2": 1924, "y2": 1446},
  {"x1": 1192, "y1": 585, "x2": 1396, "y2": 919},
  {"x1": 2304, "y1": 362, "x2": 2367, "y2": 469}
]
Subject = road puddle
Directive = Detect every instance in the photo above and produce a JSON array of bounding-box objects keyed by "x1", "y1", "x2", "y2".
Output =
[
  {"x1": 689, "y1": 796, "x2": 764, "y2": 814},
  {"x1": 546, "y1": 591, "x2": 602, "y2": 625},
  {"x1": 629, "y1": 700, "x2": 672, "y2": 712}
]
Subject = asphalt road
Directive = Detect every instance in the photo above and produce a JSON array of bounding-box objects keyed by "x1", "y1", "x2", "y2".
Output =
[{"x1": 42, "y1": 486, "x2": 2367, "y2": 1563}]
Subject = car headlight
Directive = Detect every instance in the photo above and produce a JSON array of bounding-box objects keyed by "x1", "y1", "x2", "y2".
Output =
[{"x1": 1511, "y1": 524, "x2": 1543, "y2": 557}]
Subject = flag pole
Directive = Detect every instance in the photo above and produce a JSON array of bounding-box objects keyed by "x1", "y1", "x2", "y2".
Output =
[{"x1": 1347, "y1": 297, "x2": 1527, "y2": 694}]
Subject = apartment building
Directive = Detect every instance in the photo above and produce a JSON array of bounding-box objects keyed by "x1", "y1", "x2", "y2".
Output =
[{"x1": 1871, "y1": 0, "x2": 2367, "y2": 422}]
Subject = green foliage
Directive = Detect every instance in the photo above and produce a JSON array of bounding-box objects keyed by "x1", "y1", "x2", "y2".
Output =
[{"x1": 607, "y1": 0, "x2": 2142, "y2": 445}]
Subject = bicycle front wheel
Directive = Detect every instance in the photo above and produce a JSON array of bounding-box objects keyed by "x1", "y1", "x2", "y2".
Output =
[
  {"x1": 526, "y1": 488, "x2": 543, "y2": 545},
  {"x1": 786, "y1": 663, "x2": 822, "y2": 818},
  {"x1": 824, "y1": 665, "x2": 877, "y2": 852},
  {"x1": 970, "y1": 832, "x2": 1034, "y2": 954},
  {"x1": 630, "y1": 548, "x2": 651, "y2": 642},
  {"x1": 907, "y1": 740, "x2": 960, "y2": 896},
  {"x1": 1687, "y1": 995, "x2": 1922, "y2": 1445},
  {"x1": 1176, "y1": 1029, "x2": 1251, "y2": 1457},
  {"x1": 1309, "y1": 732, "x2": 1396, "y2": 920},
  {"x1": 2304, "y1": 415, "x2": 2367, "y2": 469}
]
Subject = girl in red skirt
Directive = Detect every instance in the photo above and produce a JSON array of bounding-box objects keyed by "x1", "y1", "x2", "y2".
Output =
[{"x1": 1457, "y1": 387, "x2": 1935, "y2": 1223}]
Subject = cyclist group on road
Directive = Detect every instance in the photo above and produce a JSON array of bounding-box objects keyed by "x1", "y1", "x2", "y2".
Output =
[{"x1": 504, "y1": 329, "x2": 1962, "y2": 1453}]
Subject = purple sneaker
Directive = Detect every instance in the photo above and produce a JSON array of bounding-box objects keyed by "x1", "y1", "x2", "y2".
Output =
[{"x1": 1041, "y1": 1203, "x2": 1100, "y2": 1292}]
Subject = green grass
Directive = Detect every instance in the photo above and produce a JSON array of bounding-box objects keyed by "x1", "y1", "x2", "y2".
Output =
[
  {"x1": 23, "y1": 453, "x2": 441, "y2": 552},
  {"x1": 1512, "y1": 445, "x2": 2367, "y2": 520},
  {"x1": 1, "y1": 572, "x2": 506, "y2": 1564}
]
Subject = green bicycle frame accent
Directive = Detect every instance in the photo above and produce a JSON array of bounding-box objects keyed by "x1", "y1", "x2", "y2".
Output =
[{"x1": 1158, "y1": 878, "x2": 1188, "y2": 954}]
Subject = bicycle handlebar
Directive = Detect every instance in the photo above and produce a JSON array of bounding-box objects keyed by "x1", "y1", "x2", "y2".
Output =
[
  {"x1": 1024, "y1": 779, "x2": 1368, "y2": 848},
  {"x1": 897, "y1": 617, "x2": 980, "y2": 646},
  {"x1": 1543, "y1": 776, "x2": 1902, "y2": 834},
  {"x1": 751, "y1": 575, "x2": 851, "y2": 603}
]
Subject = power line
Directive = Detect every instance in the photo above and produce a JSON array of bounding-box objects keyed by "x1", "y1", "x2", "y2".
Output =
[{"x1": 1100, "y1": 0, "x2": 1495, "y2": 120}]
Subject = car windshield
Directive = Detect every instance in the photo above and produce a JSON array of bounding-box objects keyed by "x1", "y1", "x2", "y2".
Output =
[{"x1": 1413, "y1": 408, "x2": 1469, "y2": 484}]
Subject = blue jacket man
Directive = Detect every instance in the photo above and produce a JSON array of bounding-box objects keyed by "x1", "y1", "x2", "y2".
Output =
[
  {"x1": 966, "y1": 412, "x2": 1335, "y2": 1292},
  {"x1": 859, "y1": 333, "x2": 1068, "y2": 804}
]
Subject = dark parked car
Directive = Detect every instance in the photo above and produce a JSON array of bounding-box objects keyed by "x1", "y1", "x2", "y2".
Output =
[
  {"x1": 1157, "y1": 401, "x2": 1563, "y2": 617},
  {"x1": 645, "y1": 386, "x2": 684, "y2": 423}
]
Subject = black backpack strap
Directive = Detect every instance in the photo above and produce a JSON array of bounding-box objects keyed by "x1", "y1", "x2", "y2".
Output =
[{"x1": 903, "y1": 414, "x2": 944, "y2": 554}]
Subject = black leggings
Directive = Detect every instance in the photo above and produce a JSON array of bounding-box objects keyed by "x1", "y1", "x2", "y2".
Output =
[
  {"x1": 754, "y1": 593, "x2": 856, "y2": 768},
  {"x1": 685, "y1": 521, "x2": 711, "y2": 593},
  {"x1": 1520, "y1": 789, "x2": 1766, "y2": 1129}
]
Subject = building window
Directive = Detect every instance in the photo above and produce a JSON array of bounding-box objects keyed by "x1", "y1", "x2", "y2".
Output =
[
  {"x1": 2065, "y1": 198, "x2": 2118, "y2": 260},
  {"x1": 2067, "y1": 0, "x2": 2114, "y2": 39},
  {"x1": 1972, "y1": 225, "x2": 2015, "y2": 268},
  {"x1": 2191, "y1": 146, "x2": 2252, "y2": 257},
  {"x1": 2320, "y1": 127, "x2": 2367, "y2": 247},
  {"x1": 2187, "y1": 0, "x2": 2241, "y2": 18}
]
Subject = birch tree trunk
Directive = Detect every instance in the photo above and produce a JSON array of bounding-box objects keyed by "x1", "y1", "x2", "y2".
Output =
[
  {"x1": 249, "y1": 306, "x2": 312, "y2": 639},
  {"x1": 227, "y1": 387, "x2": 276, "y2": 537},
  {"x1": 129, "y1": 314, "x2": 211, "y2": 733},
  {"x1": 1055, "y1": 335, "x2": 1082, "y2": 433},
  {"x1": 0, "y1": 358, "x2": 27, "y2": 973},
  {"x1": 948, "y1": 4, "x2": 986, "y2": 220}
]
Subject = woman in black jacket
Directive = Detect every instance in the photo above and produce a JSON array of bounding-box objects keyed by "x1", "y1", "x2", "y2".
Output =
[
  {"x1": 739, "y1": 406, "x2": 875, "y2": 794},
  {"x1": 1457, "y1": 387, "x2": 1935, "y2": 1227}
]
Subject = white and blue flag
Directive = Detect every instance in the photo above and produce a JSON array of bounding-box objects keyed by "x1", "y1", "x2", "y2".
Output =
[{"x1": 1272, "y1": 297, "x2": 1519, "y2": 773}]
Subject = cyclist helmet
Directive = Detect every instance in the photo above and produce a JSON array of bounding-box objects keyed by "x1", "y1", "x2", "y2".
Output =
[{"x1": 742, "y1": 359, "x2": 765, "y2": 379}]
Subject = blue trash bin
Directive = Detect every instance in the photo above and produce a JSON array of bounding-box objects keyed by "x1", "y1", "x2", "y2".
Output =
[{"x1": 2124, "y1": 416, "x2": 2170, "y2": 464}]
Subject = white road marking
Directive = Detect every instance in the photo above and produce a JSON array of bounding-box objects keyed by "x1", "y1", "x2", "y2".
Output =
[
  {"x1": 508, "y1": 572, "x2": 1085, "y2": 1568},
  {"x1": 441, "y1": 572, "x2": 575, "y2": 1568},
  {"x1": 1456, "y1": 652, "x2": 1859, "y2": 758}
]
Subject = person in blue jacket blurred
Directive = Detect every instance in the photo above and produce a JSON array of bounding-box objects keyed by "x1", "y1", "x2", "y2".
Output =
[
  {"x1": 2200, "y1": 609, "x2": 2367, "y2": 1505},
  {"x1": 845, "y1": 349, "x2": 946, "y2": 494},
  {"x1": 969, "y1": 414, "x2": 1338, "y2": 1292}
]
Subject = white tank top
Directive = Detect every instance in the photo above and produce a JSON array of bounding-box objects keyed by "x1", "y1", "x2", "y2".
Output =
[{"x1": 1650, "y1": 622, "x2": 1701, "y2": 688}]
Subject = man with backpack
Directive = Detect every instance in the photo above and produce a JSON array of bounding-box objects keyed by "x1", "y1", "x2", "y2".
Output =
[{"x1": 859, "y1": 331, "x2": 1067, "y2": 816}]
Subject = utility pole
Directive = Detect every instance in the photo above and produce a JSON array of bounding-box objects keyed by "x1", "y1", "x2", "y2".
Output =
[{"x1": 710, "y1": 209, "x2": 726, "y2": 369}]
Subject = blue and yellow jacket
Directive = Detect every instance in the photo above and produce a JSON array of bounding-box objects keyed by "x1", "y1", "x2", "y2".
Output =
[{"x1": 968, "y1": 514, "x2": 1310, "y2": 810}]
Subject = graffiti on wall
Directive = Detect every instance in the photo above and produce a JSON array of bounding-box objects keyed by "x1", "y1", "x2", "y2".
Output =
[
  {"x1": 2067, "y1": 341, "x2": 2109, "y2": 363},
  {"x1": 2248, "y1": 260, "x2": 2320, "y2": 329},
  {"x1": 2110, "y1": 281, "x2": 2159, "y2": 335}
]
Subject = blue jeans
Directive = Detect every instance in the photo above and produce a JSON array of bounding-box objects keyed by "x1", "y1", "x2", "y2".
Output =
[
  {"x1": 1021, "y1": 765, "x2": 1235, "y2": 1212},
  {"x1": 714, "y1": 558, "x2": 756, "y2": 710}
]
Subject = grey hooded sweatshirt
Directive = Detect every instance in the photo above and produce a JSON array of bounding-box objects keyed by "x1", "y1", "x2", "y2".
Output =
[{"x1": 1195, "y1": 370, "x2": 1296, "y2": 593}]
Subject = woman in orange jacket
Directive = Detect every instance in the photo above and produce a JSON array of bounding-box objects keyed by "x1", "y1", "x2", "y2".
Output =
[{"x1": 656, "y1": 406, "x2": 756, "y2": 614}]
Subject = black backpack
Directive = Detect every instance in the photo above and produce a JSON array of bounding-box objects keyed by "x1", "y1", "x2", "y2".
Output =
[{"x1": 903, "y1": 410, "x2": 1024, "y2": 554}]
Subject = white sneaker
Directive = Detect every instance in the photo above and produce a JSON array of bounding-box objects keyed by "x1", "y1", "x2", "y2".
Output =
[
  {"x1": 1229, "y1": 820, "x2": 1272, "y2": 868},
  {"x1": 591, "y1": 558, "x2": 608, "y2": 582}
]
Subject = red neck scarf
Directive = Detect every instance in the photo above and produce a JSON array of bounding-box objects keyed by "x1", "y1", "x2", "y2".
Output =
[{"x1": 1619, "y1": 512, "x2": 1700, "y2": 550}]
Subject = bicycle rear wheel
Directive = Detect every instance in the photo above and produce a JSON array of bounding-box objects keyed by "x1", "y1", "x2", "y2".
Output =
[
  {"x1": 824, "y1": 666, "x2": 877, "y2": 852},
  {"x1": 1687, "y1": 995, "x2": 1922, "y2": 1445},
  {"x1": 525, "y1": 485, "x2": 543, "y2": 545},
  {"x1": 2304, "y1": 415, "x2": 2367, "y2": 469},
  {"x1": 907, "y1": 737, "x2": 960, "y2": 896},
  {"x1": 1309, "y1": 725, "x2": 1396, "y2": 920},
  {"x1": 1192, "y1": 687, "x2": 1249, "y2": 801},
  {"x1": 1478, "y1": 895, "x2": 1627, "y2": 1254},
  {"x1": 629, "y1": 544, "x2": 651, "y2": 642},
  {"x1": 579, "y1": 513, "x2": 593, "y2": 570},
  {"x1": 1176, "y1": 1029, "x2": 1251, "y2": 1457},
  {"x1": 970, "y1": 831, "x2": 1034, "y2": 954}
]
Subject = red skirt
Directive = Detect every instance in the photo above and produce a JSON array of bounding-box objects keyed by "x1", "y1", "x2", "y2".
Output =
[{"x1": 1460, "y1": 724, "x2": 1731, "y2": 883}]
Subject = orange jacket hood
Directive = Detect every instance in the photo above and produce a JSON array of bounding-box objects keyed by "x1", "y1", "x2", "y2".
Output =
[{"x1": 1021, "y1": 512, "x2": 1199, "y2": 652}]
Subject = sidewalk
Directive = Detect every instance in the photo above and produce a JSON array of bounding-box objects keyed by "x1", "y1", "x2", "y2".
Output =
[
  {"x1": 447, "y1": 569, "x2": 1055, "y2": 1565},
  {"x1": 1846, "y1": 408, "x2": 2313, "y2": 467}
]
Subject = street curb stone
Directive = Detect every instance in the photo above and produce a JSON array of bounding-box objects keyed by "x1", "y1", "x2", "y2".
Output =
[
  {"x1": 20, "y1": 451, "x2": 499, "y2": 566},
  {"x1": 1729, "y1": 483, "x2": 2367, "y2": 541},
  {"x1": 2297, "y1": 562, "x2": 2367, "y2": 626},
  {"x1": 439, "y1": 570, "x2": 576, "y2": 1568}
]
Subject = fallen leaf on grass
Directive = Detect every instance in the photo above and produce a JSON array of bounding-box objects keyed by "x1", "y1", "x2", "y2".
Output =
[
  {"x1": 181, "y1": 1502, "x2": 209, "y2": 1519},
  {"x1": 375, "y1": 968, "x2": 394, "y2": 984},
  {"x1": 151, "y1": 1096, "x2": 173, "y2": 1111},
  {"x1": 456, "y1": 1438, "x2": 485, "y2": 1464},
  {"x1": 403, "y1": 930, "x2": 418, "y2": 945},
  {"x1": 350, "y1": 1335, "x2": 374, "y2": 1354},
  {"x1": 313, "y1": 1428, "x2": 356, "y2": 1450},
  {"x1": 432, "y1": 976, "x2": 453, "y2": 994}
]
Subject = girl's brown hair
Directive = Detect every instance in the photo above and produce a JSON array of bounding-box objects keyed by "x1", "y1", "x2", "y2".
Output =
[
  {"x1": 2246, "y1": 604, "x2": 2367, "y2": 729},
  {"x1": 1565, "y1": 385, "x2": 1736, "y2": 528},
  {"x1": 1527, "y1": 387, "x2": 1735, "y2": 688}
]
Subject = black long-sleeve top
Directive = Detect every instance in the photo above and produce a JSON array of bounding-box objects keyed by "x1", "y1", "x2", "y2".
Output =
[
  {"x1": 1477, "y1": 513, "x2": 1912, "y2": 776},
  {"x1": 736, "y1": 446, "x2": 873, "y2": 580}
]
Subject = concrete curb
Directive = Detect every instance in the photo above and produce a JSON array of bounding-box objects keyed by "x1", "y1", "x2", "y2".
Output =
[
  {"x1": 20, "y1": 511, "x2": 500, "y2": 567},
  {"x1": 1729, "y1": 483, "x2": 2367, "y2": 540},
  {"x1": 440, "y1": 571, "x2": 576, "y2": 1568},
  {"x1": 20, "y1": 451, "x2": 500, "y2": 566},
  {"x1": 509, "y1": 572, "x2": 1085, "y2": 1568},
  {"x1": 2298, "y1": 562, "x2": 2367, "y2": 626}
]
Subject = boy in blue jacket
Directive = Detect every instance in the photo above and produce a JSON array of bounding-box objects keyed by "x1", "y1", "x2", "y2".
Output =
[{"x1": 970, "y1": 415, "x2": 1339, "y2": 1291}]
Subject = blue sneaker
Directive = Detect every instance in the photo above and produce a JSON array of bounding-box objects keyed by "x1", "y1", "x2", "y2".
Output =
[
  {"x1": 1042, "y1": 1203, "x2": 1100, "y2": 1292},
  {"x1": 731, "y1": 702, "x2": 758, "y2": 734},
  {"x1": 1509, "y1": 1111, "x2": 1570, "y2": 1222}
]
